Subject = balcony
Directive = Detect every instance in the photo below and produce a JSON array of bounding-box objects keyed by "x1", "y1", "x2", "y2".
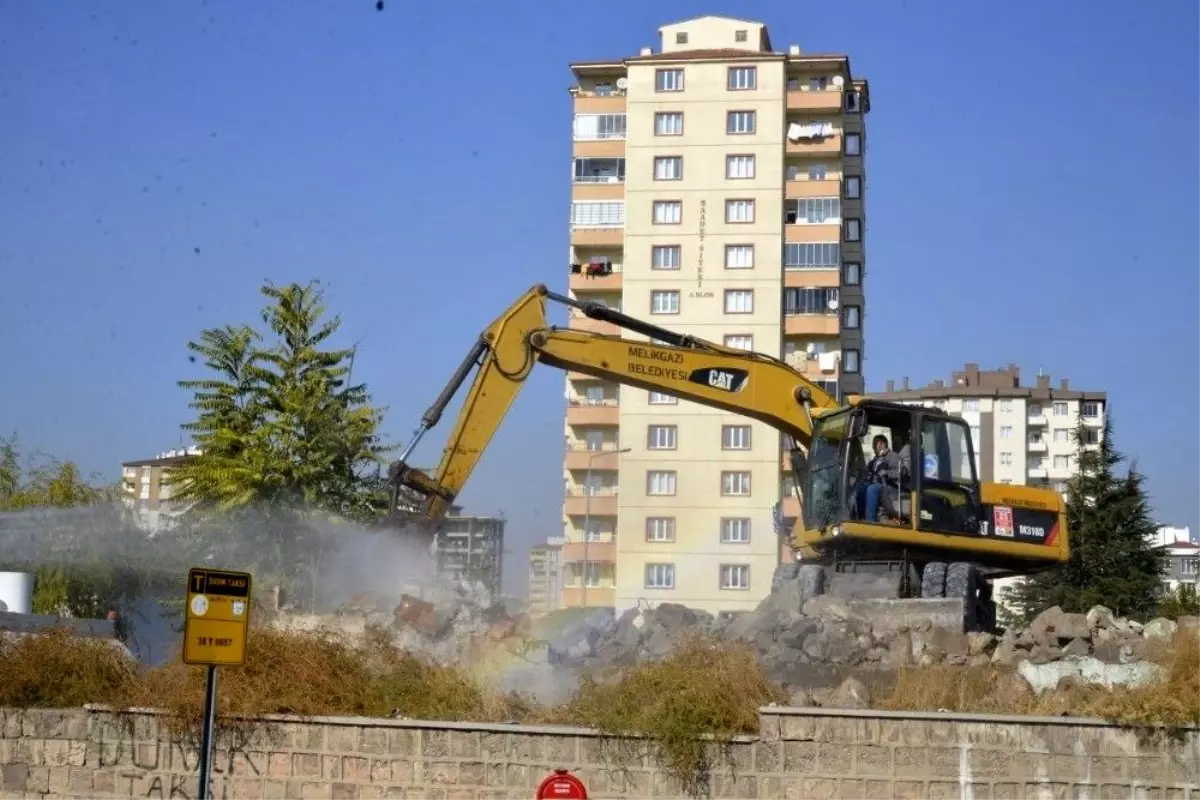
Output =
[
  {"x1": 782, "y1": 350, "x2": 840, "y2": 379},
  {"x1": 562, "y1": 540, "x2": 616, "y2": 562},
  {"x1": 569, "y1": 261, "x2": 623, "y2": 292},
  {"x1": 784, "y1": 313, "x2": 840, "y2": 337},
  {"x1": 570, "y1": 227, "x2": 624, "y2": 247},
  {"x1": 561, "y1": 586, "x2": 615, "y2": 609},
  {"x1": 573, "y1": 139, "x2": 625, "y2": 159},
  {"x1": 1028, "y1": 466, "x2": 1048, "y2": 480},
  {"x1": 781, "y1": 495, "x2": 801, "y2": 520},
  {"x1": 566, "y1": 399, "x2": 619, "y2": 426},
  {"x1": 783, "y1": 269, "x2": 838, "y2": 289},
  {"x1": 569, "y1": 311, "x2": 620, "y2": 336},
  {"x1": 1028, "y1": 412, "x2": 1047, "y2": 426},
  {"x1": 786, "y1": 133, "x2": 843, "y2": 157},
  {"x1": 1028, "y1": 439, "x2": 1047, "y2": 453},
  {"x1": 564, "y1": 490, "x2": 618, "y2": 516},
  {"x1": 786, "y1": 88, "x2": 843, "y2": 112},
  {"x1": 785, "y1": 224, "x2": 840, "y2": 244},
  {"x1": 564, "y1": 446, "x2": 623, "y2": 471},
  {"x1": 786, "y1": 178, "x2": 843, "y2": 199},
  {"x1": 572, "y1": 93, "x2": 627, "y2": 114}
]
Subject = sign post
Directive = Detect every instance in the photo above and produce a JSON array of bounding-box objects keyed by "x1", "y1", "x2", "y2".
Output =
[{"x1": 183, "y1": 567, "x2": 252, "y2": 800}]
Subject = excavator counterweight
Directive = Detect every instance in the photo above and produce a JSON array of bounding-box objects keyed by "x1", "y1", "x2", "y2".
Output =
[{"x1": 385, "y1": 283, "x2": 1069, "y2": 632}]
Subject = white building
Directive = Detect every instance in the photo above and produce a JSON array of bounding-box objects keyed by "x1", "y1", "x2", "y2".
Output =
[{"x1": 1154, "y1": 526, "x2": 1198, "y2": 592}]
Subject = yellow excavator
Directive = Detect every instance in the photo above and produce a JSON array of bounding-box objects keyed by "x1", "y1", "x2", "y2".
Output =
[{"x1": 387, "y1": 283, "x2": 1069, "y2": 631}]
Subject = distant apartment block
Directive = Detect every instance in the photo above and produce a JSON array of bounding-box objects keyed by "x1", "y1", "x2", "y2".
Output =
[
  {"x1": 434, "y1": 506, "x2": 505, "y2": 599},
  {"x1": 120, "y1": 447, "x2": 200, "y2": 532},
  {"x1": 527, "y1": 537, "x2": 565, "y2": 617},
  {"x1": 1154, "y1": 526, "x2": 1198, "y2": 592},
  {"x1": 564, "y1": 15, "x2": 871, "y2": 615},
  {"x1": 867, "y1": 363, "x2": 1107, "y2": 496}
]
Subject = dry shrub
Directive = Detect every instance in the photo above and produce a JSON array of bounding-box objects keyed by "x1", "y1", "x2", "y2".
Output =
[
  {"x1": 0, "y1": 628, "x2": 141, "y2": 709},
  {"x1": 1083, "y1": 628, "x2": 1199, "y2": 728},
  {"x1": 877, "y1": 663, "x2": 1048, "y2": 716},
  {"x1": 565, "y1": 633, "x2": 787, "y2": 797}
]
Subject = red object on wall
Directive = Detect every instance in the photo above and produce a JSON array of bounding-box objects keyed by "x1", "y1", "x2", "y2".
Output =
[{"x1": 535, "y1": 769, "x2": 588, "y2": 800}]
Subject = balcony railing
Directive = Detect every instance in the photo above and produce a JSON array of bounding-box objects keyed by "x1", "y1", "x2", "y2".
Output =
[
  {"x1": 564, "y1": 488, "x2": 618, "y2": 498},
  {"x1": 567, "y1": 397, "x2": 618, "y2": 408}
]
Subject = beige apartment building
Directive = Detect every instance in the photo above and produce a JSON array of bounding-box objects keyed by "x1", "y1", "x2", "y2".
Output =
[
  {"x1": 562, "y1": 16, "x2": 870, "y2": 614},
  {"x1": 120, "y1": 447, "x2": 200, "y2": 532}
]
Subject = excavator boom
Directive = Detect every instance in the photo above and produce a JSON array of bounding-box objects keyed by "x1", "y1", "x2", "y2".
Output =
[{"x1": 389, "y1": 282, "x2": 840, "y2": 522}]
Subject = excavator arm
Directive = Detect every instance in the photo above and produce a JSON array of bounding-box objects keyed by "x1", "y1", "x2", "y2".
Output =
[{"x1": 388, "y1": 282, "x2": 843, "y2": 525}]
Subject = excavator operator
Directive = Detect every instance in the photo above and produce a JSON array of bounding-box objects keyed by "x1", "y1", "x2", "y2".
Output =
[{"x1": 856, "y1": 434, "x2": 901, "y2": 523}]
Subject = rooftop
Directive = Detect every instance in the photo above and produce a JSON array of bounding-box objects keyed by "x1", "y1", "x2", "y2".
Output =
[{"x1": 868, "y1": 363, "x2": 1106, "y2": 403}]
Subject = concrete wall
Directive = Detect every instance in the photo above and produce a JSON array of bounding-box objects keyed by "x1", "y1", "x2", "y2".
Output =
[{"x1": 0, "y1": 706, "x2": 1195, "y2": 799}]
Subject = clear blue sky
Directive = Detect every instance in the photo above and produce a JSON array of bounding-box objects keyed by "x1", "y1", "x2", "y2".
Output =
[{"x1": 1, "y1": 1, "x2": 1197, "y2": 593}]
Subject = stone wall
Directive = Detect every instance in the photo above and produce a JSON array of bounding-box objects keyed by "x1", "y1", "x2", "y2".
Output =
[{"x1": 0, "y1": 706, "x2": 1195, "y2": 799}]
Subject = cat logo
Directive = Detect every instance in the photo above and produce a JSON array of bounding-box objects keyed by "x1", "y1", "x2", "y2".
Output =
[{"x1": 688, "y1": 367, "x2": 749, "y2": 393}]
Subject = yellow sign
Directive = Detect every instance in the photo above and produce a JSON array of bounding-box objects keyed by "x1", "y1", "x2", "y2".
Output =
[{"x1": 182, "y1": 568, "x2": 252, "y2": 666}]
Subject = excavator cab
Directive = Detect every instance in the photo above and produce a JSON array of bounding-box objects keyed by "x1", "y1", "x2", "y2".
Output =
[{"x1": 798, "y1": 399, "x2": 984, "y2": 538}]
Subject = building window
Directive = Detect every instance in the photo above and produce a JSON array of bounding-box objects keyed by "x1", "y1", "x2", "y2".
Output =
[
  {"x1": 721, "y1": 425, "x2": 751, "y2": 450},
  {"x1": 809, "y1": 76, "x2": 828, "y2": 91},
  {"x1": 808, "y1": 164, "x2": 827, "y2": 181},
  {"x1": 573, "y1": 113, "x2": 627, "y2": 141},
  {"x1": 1082, "y1": 401, "x2": 1101, "y2": 418},
  {"x1": 728, "y1": 66, "x2": 756, "y2": 91},
  {"x1": 573, "y1": 157, "x2": 625, "y2": 183},
  {"x1": 785, "y1": 197, "x2": 841, "y2": 224},
  {"x1": 1053, "y1": 402, "x2": 1069, "y2": 416},
  {"x1": 1083, "y1": 428, "x2": 1100, "y2": 445},
  {"x1": 652, "y1": 200, "x2": 682, "y2": 224},
  {"x1": 646, "y1": 517, "x2": 675, "y2": 542},
  {"x1": 726, "y1": 199, "x2": 755, "y2": 223},
  {"x1": 646, "y1": 470, "x2": 677, "y2": 496},
  {"x1": 843, "y1": 305, "x2": 861, "y2": 329},
  {"x1": 654, "y1": 156, "x2": 683, "y2": 181},
  {"x1": 570, "y1": 201, "x2": 625, "y2": 228},
  {"x1": 784, "y1": 242, "x2": 840, "y2": 268},
  {"x1": 656, "y1": 68, "x2": 684, "y2": 92},
  {"x1": 724, "y1": 334, "x2": 753, "y2": 351},
  {"x1": 735, "y1": 29, "x2": 747, "y2": 42},
  {"x1": 726, "y1": 154, "x2": 755, "y2": 179},
  {"x1": 1181, "y1": 557, "x2": 1199, "y2": 576},
  {"x1": 724, "y1": 289, "x2": 754, "y2": 314},
  {"x1": 647, "y1": 425, "x2": 677, "y2": 450},
  {"x1": 650, "y1": 290, "x2": 680, "y2": 314},
  {"x1": 845, "y1": 90, "x2": 862, "y2": 113},
  {"x1": 721, "y1": 470, "x2": 751, "y2": 496},
  {"x1": 843, "y1": 349, "x2": 861, "y2": 373},
  {"x1": 720, "y1": 517, "x2": 751, "y2": 543},
  {"x1": 999, "y1": 399, "x2": 1013, "y2": 412},
  {"x1": 654, "y1": 112, "x2": 683, "y2": 136},
  {"x1": 845, "y1": 132, "x2": 861, "y2": 156},
  {"x1": 844, "y1": 218, "x2": 862, "y2": 242},
  {"x1": 725, "y1": 244, "x2": 754, "y2": 269},
  {"x1": 727, "y1": 110, "x2": 755, "y2": 134},
  {"x1": 843, "y1": 261, "x2": 862, "y2": 286},
  {"x1": 784, "y1": 287, "x2": 838, "y2": 315},
  {"x1": 1000, "y1": 452, "x2": 1013, "y2": 466},
  {"x1": 1054, "y1": 429, "x2": 1069, "y2": 443},
  {"x1": 720, "y1": 564, "x2": 750, "y2": 590},
  {"x1": 1029, "y1": 404, "x2": 1042, "y2": 417},
  {"x1": 844, "y1": 175, "x2": 861, "y2": 199},
  {"x1": 1053, "y1": 455, "x2": 1069, "y2": 470},
  {"x1": 648, "y1": 391, "x2": 677, "y2": 405},
  {"x1": 645, "y1": 563, "x2": 675, "y2": 589},
  {"x1": 1000, "y1": 426, "x2": 1013, "y2": 439},
  {"x1": 963, "y1": 399, "x2": 980, "y2": 412},
  {"x1": 652, "y1": 245, "x2": 681, "y2": 270}
]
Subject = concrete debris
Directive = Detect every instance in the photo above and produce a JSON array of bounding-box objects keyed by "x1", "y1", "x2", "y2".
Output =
[{"x1": 276, "y1": 571, "x2": 1188, "y2": 702}]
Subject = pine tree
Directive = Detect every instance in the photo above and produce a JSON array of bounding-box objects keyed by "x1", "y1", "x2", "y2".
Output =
[{"x1": 1007, "y1": 414, "x2": 1168, "y2": 624}]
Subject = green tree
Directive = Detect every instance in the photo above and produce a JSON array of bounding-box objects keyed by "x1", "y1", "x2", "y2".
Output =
[
  {"x1": 169, "y1": 280, "x2": 391, "y2": 519},
  {"x1": 1005, "y1": 415, "x2": 1168, "y2": 624},
  {"x1": 166, "y1": 281, "x2": 394, "y2": 605}
]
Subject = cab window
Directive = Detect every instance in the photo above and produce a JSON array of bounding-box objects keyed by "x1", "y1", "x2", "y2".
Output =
[{"x1": 919, "y1": 417, "x2": 976, "y2": 485}]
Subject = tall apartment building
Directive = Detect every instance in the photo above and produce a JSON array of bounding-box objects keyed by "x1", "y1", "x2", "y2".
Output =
[
  {"x1": 564, "y1": 16, "x2": 870, "y2": 614},
  {"x1": 434, "y1": 506, "x2": 506, "y2": 599},
  {"x1": 120, "y1": 447, "x2": 201, "y2": 533},
  {"x1": 527, "y1": 537, "x2": 565, "y2": 618},
  {"x1": 867, "y1": 363, "x2": 1107, "y2": 494}
]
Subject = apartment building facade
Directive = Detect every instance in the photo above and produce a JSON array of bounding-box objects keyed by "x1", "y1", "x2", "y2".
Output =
[
  {"x1": 120, "y1": 447, "x2": 201, "y2": 533},
  {"x1": 564, "y1": 16, "x2": 871, "y2": 614},
  {"x1": 527, "y1": 537, "x2": 565, "y2": 618},
  {"x1": 434, "y1": 506, "x2": 506, "y2": 599}
]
